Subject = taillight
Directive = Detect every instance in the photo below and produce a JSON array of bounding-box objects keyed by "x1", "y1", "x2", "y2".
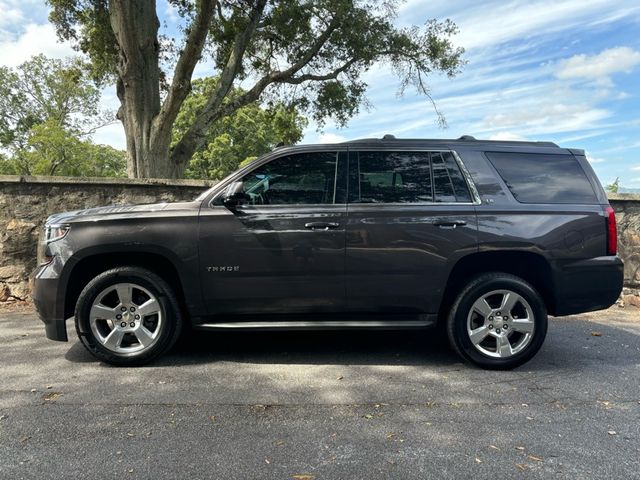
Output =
[{"x1": 605, "y1": 206, "x2": 617, "y2": 256}]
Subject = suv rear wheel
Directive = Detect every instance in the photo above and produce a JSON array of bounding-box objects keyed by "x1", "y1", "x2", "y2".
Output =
[
  {"x1": 447, "y1": 273, "x2": 548, "y2": 369},
  {"x1": 75, "y1": 267, "x2": 182, "y2": 366}
]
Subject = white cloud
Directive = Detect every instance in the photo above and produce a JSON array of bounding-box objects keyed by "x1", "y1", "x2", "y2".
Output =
[
  {"x1": 0, "y1": 23, "x2": 76, "y2": 67},
  {"x1": 316, "y1": 133, "x2": 347, "y2": 144},
  {"x1": 488, "y1": 132, "x2": 527, "y2": 141},
  {"x1": 586, "y1": 152, "x2": 606, "y2": 164},
  {"x1": 555, "y1": 47, "x2": 640, "y2": 83},
  {"x1": 631, "y1": 165, "x2": 640, "y2": 171}
]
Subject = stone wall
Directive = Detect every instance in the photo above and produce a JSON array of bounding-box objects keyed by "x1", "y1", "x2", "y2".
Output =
[
  {"x1": 1, "y1": 175, "x2": 639, "y2": 303},
  {"x1": 0, "y1": 175, "x2": 212, "y2": 301}
]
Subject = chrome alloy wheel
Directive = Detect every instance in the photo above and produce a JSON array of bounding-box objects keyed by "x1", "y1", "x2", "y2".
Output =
[
  {"x1": 88, "y1": 283, "x2": 163, "y2": 354},
  {"x1": 466, "y1": 289, "x2": 535, "y2": 358}
]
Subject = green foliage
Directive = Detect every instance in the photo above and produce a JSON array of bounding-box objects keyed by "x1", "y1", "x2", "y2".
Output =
[
  {"x1": 0, "y1": 54, "x2": 125, "y2": 177},
  {"x1": 0, "y1": 120, "x2": 126, "y2": 177},
  {"x1": 174, "y1": 78, "x2": 307, "y2": 180},
  {"x1": 606, "y1": 177, "x2": 620, "y2": 193}
]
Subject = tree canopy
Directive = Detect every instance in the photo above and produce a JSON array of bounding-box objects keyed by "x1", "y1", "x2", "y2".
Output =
[
  {"x1": 47, "y1": 0, "x2": 465, "y2": 179},
  {"x1": 0, "y1": 54, "x2": 126, "y2": 177},
  {"x1": 175, "y1": 77, "x2": 306, "y2": 179}
]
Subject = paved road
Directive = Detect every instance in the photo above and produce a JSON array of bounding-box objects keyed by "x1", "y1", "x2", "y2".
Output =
[{"x1": 1, "y1": 306, "x2": 639, "y2": 479}]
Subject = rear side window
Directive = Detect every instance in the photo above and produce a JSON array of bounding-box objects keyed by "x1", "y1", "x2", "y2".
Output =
[
  {"x1": 485, "y1": 152, "x2": 598, "y2": 204},
  {"x1": 348, "y1": 150, "x2": 473, "y2": 204},
  {"x1": 349, "y1": 151, "x2": 432, "y2": 203}
]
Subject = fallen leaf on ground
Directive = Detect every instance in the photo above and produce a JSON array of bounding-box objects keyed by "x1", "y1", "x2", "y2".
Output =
[
  {"x1": 42, "y1": 392, "x2": 61, "y2": 401},
  {"x1": 608, "y1": 430, "x2": 617, "y2": 435},
  {"x1": 336, "y1": 376, "x2": 344, "y2": 380},
  {"x1": 19, "y1": 436, "x2": 30, "y2": 443},
  {"x1": 0, "y1": 415, "x2": 6, "y2": 421},
  {"x1": 363, "y1": 414, "x2": 374, "y2": 420},
  {"x1": 209, "y1": 415, "x2": 216, "y2": 423},
  {"x1": 527, "y1": 455, "x2": 542, "y2": 462},
  {"x1": 45, "y1": 385, "x2": 53, "y2": 390},
  {"x1": 515, "y1": 446, "x2": 525, "y2": 451},
  {"x1": 516, "y1": 464, "x2": 527, "y2": 471},
  {"x1": 475, "y1": 458, "x2": 482, "y2": 464},
  {"x1": 30, "y1": 389, "x2": 36, "y2": 393},
  {"x1": 265, "y1": 458, "x2": 270, "y2": 464},
  {"x1": 292, "y1": 475, "x2": 315, "y2": 480},
  {"x1": 126, "y1": 432, "x2": 135, "y2": 437},
  {"x1": 591, "y1": 331, "x2": 602, "y2": 337},
  {"x1": 489, "y1": 445, "x2": 500, "y2": 451},
  {"x1": 386, "y1": 433, "x2": 396, "y2": 439}
]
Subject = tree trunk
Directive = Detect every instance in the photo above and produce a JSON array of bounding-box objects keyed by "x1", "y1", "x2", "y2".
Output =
[{"x1": 110, "y1": 0, "x2": 175, "y2": 178}]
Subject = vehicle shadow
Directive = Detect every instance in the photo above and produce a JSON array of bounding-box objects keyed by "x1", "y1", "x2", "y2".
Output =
[
  {"x1": 63, "y1": 316, "x2": 640, "y2": 371},
  {"x1": 65, "y1": 327, "x2": 461, "y2": 367}
]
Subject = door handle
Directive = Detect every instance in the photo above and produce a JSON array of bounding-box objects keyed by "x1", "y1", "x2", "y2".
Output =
[
  {"x1": 305, "y1": 222, "x2": 340, "y2": 230},
  {"x1": 432, "y1": 220, "x2": 467, "y2": 229}
]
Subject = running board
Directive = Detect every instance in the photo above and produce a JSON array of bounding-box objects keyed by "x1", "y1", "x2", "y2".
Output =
[{"x1": 194, "y1": 317, "x2": 435, "y2": 331}]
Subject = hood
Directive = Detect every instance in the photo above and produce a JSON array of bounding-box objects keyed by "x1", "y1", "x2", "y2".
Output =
[{"x1": 46, "y1": 201, "x2": 200, "y2": 224}]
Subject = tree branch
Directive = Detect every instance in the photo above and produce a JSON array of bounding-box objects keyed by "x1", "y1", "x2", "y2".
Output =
[
  {"x1": 170, "y1": 10, "x2": 342, "y2": 167},
  {"x1": 153, "y1": 0, "x2": 216, "y2": 140}
]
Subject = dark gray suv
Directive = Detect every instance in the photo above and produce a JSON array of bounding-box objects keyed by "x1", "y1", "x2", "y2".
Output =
[{"x1": 32, "y1": 136, "x2": 623, "y2": 369}]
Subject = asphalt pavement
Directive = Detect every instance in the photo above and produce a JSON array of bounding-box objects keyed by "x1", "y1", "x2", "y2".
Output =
[{"x1": 1, "y1": 305, "x2": 639, "y2": 479}]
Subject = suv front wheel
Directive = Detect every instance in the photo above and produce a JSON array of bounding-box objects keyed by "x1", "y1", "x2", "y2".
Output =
[
  {"x1": 447, "y1": 273, "x2": 548, "y2": 369},
  {"x1": 75, "y1": 267, "x2": 183, "y2": 366}
]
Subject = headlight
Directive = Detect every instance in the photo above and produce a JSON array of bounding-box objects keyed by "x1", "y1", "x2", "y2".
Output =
[{"x1": 38, "y1": 224, "x2": 70, "y2": 265}]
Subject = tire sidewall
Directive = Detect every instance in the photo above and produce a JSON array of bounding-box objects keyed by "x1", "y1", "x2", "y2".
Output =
[
  {"x1": 449, "y1": 274, "x2": 548, "y2": 369},
  {"x1": 75, "y1": 267, "x2": 182, "y2": 366}
]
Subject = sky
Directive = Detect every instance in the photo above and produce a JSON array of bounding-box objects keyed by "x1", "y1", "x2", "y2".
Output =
[{"x1": 1, "y1": 0, "x2": 639, "y2": 189}]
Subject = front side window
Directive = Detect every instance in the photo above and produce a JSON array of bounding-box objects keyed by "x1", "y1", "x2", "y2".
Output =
[
  {"x1": 240, "y1": 152, "x2": 338, "y2": 205},
  {"x1": 348, "y1": 150, "x2": 473, "y2": 204}
]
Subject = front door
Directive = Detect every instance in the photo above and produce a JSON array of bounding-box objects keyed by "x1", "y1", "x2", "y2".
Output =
[
  {"x1": 345, "y1": 149, "x2": 478, "y2": 314},
  {"x1": 198, "y1": 150, "x2": 348, "y2": 315}
]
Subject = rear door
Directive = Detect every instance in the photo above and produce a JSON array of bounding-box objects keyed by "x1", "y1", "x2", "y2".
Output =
[
  {"x1": 198, "y1": 149, "x2": 348, "y2": 315},
  {"x1": 345, "y1": 148, "x2": 479, "y2": 314}
]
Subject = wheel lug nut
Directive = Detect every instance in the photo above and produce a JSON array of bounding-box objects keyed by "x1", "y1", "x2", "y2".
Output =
[
  {"x1": 488, "y1": 324, "x2": 493, "y2": 329},
  {"x1": 496, "y1": 328, "x2": 501, "y2": 334},
  {"x1": 130, "y1": 322, "x2": 135, "y2": 327},
  {"x1": 497, "y1": 311, "x2": 501, "y2": 316},
  {"x1": 121, "y1": 306, "x2": 127, "y2": 312},
  {"x1": 135, "y1": 314, "x2": 140, "y2": 320},
  {"x1": 504, "y1": 324, "x2": 508, "y2": 329},
  {"x1": 130, "y1": 307, "x2": 135, "y2": 312},
  {"x1": 120, "y1": 322, "x2": 127, "y2": 328},
  {"x1": 116, "y1": 314, "x2": 122, "y2": 320},
  {"x1": 489, "y1": 316, "x2": 493, "y2": 320}
]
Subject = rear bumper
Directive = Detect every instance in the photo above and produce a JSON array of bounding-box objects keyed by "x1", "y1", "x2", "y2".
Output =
[
  {"x1": 32, "y1": 266, "x2": 68, "y2": 342},
  {"x1": 552, "y1": 256, "x2": 623, "y2": 316}
]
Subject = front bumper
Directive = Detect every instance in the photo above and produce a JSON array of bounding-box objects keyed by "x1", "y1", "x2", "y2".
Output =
[
  {"x1": 552, "y1": 256, "x2": 624, "y2": 316},
  {"x1": 32, "y1": 264, "x2": 68, "y2": 342}
]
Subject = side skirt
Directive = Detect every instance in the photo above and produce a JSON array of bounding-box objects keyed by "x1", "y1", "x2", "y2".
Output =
[{"x1": 193, "y1": 315, "x2": 436, "y2": 332}]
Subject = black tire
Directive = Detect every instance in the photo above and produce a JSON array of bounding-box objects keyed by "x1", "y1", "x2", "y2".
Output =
[
  {"x1": 446, "y1": 272, "x2": 548, "y2": 370},
  {"x1": 74, "y1": 267, "x2": 183, "y2": 366}
]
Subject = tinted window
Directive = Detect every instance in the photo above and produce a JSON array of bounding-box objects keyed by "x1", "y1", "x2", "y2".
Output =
[
  {"x1": 486, "y1": 152, "x2": 598, "y2": 204},
  {"x1": 242, "y1": 152, "x2": 338, "y2": 205},
  {"x1": 349, "y1": 151, "x2": 432, "y2": 203},
  {"x1": 441, "y1": 152, "x2": 472, "y2": 202},
  {"x1": 432, "y1": 152, "x2": 456, "y2": 202}
]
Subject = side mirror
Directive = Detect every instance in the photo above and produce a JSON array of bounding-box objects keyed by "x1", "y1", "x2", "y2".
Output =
[{"x1": 223, "y1": 181, "x2": 248, "y2": 207}]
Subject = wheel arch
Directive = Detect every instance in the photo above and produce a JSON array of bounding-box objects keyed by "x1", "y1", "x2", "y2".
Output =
[
  {"x1": 62, "y1": 248, "x2": 189, "y2": 320},
  {"x1": 440, "y1": 251, "x2": 556, "y2": 320}
]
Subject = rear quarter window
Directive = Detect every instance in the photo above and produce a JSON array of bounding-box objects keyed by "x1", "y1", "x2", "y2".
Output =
[{"x1": 485, "y1": 152, "x2": 598, "y2": 204}]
